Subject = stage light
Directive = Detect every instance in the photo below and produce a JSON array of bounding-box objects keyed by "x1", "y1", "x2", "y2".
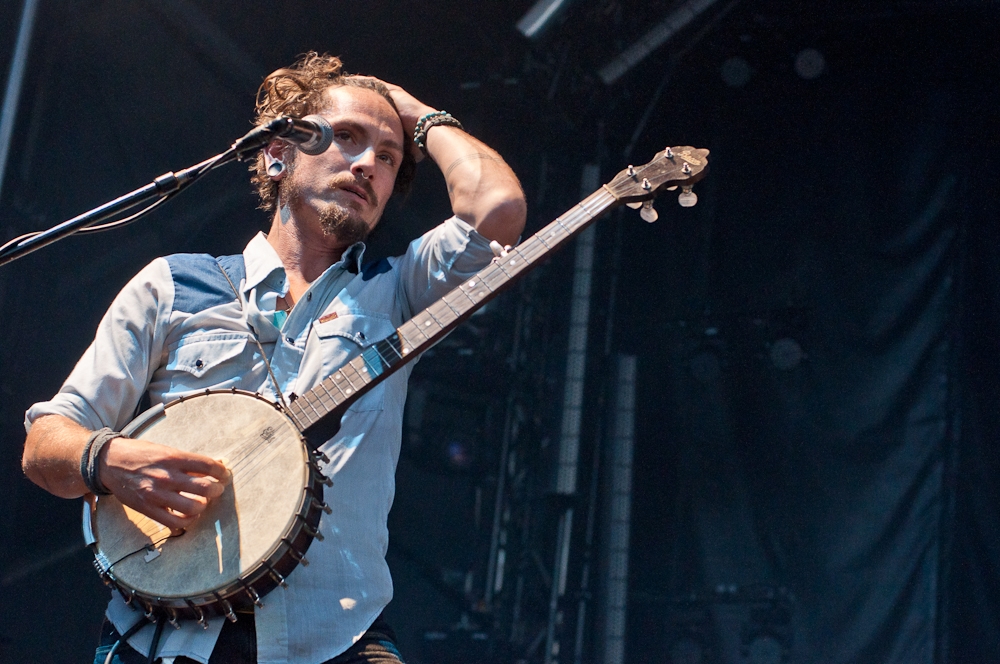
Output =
[
  {"x1": 516, "y1": 0, "x2": 576, "y2": 40},
  {"x1": 745, "y1": 634, "x2": 784, "y2": 664},
  {"x1": 666, "y1": 597, "x2": 710, "y2": 664},
  {"x1": 769, "y1": 338, "x2": 804, "y2": 371},
  {"x1": 794, "y1": 48, "x2": 825, "y2": 80},
  {"x1": 445, "y1": 440, "x2": 473, "y2": 470},
  {"x1": 0, "y1": 0, "x2": 41, "y2": 206},
  {"x1": 720, "y1": 56, "x2": 752, "y2": 88},
  {"x1": 670, "y1": 635, "x2": 705, "y2": 664},
  {"x1": 403, "y1": 383, "x2": 489, "y2": 475},
  {"x1": 598, "y1": 0, "x2": 720, "y2": 84},
  {"x1": 690, "y1": 350, "x2": 721, "y2": 383},
  {"x1": 740, "y1": 586, "x2": 793, "y2": 663}
]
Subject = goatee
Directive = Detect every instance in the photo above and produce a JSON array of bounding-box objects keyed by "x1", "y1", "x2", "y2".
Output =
[
  {"x1": 317, "y1": 203, "x2": 370, "y2": 245},
  {"x1": 279, "y1": 170, "x2": 377, "y2": 246}
]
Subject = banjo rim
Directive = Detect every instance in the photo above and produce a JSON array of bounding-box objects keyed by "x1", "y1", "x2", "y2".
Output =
[{"x1": 88, "y1": 389, "x2": 329, "y2": 622}]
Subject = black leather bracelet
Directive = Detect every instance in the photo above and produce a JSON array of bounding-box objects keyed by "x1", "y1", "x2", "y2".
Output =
[{"x1": 81, "y1": 427, "x2": 119, "y2": 496}]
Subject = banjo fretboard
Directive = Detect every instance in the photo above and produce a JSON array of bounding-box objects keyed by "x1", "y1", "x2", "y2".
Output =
[{"x1": 286, "y1": 188, "x2": 617, "y2": 435}]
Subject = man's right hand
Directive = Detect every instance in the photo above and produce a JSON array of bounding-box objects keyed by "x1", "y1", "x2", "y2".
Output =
[
  {"x1": 100, "y1": 436, "x2": 230, "y2": 530},
  {"x1": 22, "y1": 414, "x2": 230, "y2": 530}
]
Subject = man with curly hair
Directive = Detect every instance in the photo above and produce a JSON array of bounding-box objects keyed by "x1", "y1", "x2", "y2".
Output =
[{"x1": 22, "y1": 52, "x2": 526, "y2": 663}]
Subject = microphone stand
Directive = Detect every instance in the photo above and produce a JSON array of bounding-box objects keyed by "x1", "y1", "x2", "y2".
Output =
[{"x1": 0, "y1": 116, "x2": 296, "y2": 268}]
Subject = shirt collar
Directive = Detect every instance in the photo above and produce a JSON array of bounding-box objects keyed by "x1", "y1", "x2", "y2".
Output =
[{"x1": 241, "y1": 232, "x2": 366, "y2": 295}]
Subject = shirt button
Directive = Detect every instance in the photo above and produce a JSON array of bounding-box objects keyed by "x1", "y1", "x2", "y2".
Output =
[
  {"x1": 195, "y1": 359, "x2": 204, "y2": 368},
  {"x1": 287, "y1": 336, "x2": 295, "y2": 344}
]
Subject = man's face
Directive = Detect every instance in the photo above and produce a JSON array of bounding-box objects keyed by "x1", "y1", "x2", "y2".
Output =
[{"x1": 278, "y1": 85, "x2": 405, "y2": 246}]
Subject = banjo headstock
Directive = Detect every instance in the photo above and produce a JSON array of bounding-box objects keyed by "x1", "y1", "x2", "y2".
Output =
[{"x1": 606, "y1": 146, "x2": 710, "y2": 219}]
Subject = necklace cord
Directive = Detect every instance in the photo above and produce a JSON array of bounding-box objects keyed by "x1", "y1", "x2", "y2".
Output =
[{"x1": 216, "y1": 260, "x2": 290, "y2": 409}]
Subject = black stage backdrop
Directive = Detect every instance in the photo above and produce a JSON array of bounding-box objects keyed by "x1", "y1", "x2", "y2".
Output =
[
  {"x1": 618, "y1": 10, "x2": 1000, "y2": 664},
  {"x1": 0, "y1": 3, "x2": 998, "y2": 663}
]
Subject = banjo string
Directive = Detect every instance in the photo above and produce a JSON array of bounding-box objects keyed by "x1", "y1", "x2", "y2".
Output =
[{"x1": 118, "y1": 426, "x2": 298, "y2": 539}]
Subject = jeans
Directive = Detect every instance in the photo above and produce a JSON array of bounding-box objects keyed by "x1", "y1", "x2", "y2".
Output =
[{"x1": 93, "y1": 612, "x2": 404, "y2": 664}]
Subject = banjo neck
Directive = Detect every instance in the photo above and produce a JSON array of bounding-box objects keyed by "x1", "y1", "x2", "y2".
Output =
[
  {"x1": 288, "y1": 147, "x2": 709, "y2": 445},
  {"x1": 287, "y1": 187, "x2": 617, "y2": 443}
]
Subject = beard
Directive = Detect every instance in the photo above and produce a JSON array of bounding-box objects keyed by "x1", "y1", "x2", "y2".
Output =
[
  {"x1": 279, "y1": 170, "x2": 378, "y2": 245},
  {"x1": 315, "y1": 201, "x2": 371, "y2": 245}
]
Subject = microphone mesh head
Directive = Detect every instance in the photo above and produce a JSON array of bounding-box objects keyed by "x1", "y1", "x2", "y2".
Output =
[{"x1": 298, "y1": 114, "x2": 333, "y2": 155}]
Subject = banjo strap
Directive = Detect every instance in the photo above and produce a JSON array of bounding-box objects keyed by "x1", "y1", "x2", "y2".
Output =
[{"x1": 215, "y1": 257, "x2": 290, "y2": 410}]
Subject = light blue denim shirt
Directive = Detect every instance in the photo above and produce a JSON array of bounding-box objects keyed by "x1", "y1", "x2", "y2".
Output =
[{"x1": 25, "y1": 216, "x2": 494, "y2": 664}]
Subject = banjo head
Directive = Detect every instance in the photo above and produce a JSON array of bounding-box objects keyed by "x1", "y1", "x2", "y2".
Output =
[{"x1": 90, "y1": 390, "x2": 323, "y2": 618}]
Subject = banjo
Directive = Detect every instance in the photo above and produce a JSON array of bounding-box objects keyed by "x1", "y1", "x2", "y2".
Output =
[{"x1": 84, "y1": 147, "x2": 709, "y2": 627}]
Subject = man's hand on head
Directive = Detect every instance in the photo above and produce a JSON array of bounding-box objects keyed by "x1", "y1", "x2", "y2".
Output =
[{"x1": 367, "y1": 79, "x2": 437, "y2": 163}]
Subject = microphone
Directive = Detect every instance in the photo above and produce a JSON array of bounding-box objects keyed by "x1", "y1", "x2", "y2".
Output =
[
  {"x1": 232, "y1": 114, "x2": 333, "y2": 157},
  {"x1": 271, "y1": 115, "x2": 333, "y2": 155}
]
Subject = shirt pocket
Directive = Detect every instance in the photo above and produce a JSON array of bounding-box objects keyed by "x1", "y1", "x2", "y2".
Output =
[
  {"x1": 163, "y1": 333, "x2": 254, "y2": 389},
  {"x1": 312, "y1": 313, "x2": 396, "y2": 412}
]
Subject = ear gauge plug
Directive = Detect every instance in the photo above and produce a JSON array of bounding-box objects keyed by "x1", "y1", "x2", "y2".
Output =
[{"x1": 267, "y1": 161, "x2": 286, "y2": 178}]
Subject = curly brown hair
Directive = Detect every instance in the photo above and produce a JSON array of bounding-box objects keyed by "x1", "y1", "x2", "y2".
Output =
[{"x1": 250, "y1": 52, "x2": 416, "y2": 212}]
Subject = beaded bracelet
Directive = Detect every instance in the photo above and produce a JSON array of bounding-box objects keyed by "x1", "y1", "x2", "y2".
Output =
[
  {"x1": 80, "y1": 427, "x2": 120, "y2": 496},
  {"x1": 413, "y1": 110, "x2": 464, "y2": 158}
]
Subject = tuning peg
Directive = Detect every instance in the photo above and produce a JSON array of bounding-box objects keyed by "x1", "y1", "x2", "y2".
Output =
[
  {"x1": 640, "y1": 200, "x2": 658, "y2": 222},
  {"x1": 626, "y1": 201, "x2": 643, "y2": 209},
  {"x1": 678, "y1": 185, "x2": 698, "y2": 208}
]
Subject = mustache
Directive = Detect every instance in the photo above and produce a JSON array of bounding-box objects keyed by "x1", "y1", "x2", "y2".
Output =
[{"x1": 328, "y1": 174, "x2": 378, "y2": 208}]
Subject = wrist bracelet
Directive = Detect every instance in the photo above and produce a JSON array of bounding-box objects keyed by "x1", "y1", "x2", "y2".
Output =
[
  {"x1": 413, "y1": 111, "x2": 464, "y2": 158},
  {"x1": 80, "y1": 427, "x2": 120, "y2": 496}
]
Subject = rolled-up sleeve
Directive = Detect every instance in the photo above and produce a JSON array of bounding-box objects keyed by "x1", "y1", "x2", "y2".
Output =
[
  {"x1": 24, "y1": 258, "x2": 174, "y2": 433},
  {"x1": 394, "y1": 215, "x2": 497, "y2": 317}
]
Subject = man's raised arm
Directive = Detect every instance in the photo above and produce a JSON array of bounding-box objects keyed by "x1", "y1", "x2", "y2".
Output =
[{"x1": 383, "y1": 82, "x2": 527, "y2": 247}]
